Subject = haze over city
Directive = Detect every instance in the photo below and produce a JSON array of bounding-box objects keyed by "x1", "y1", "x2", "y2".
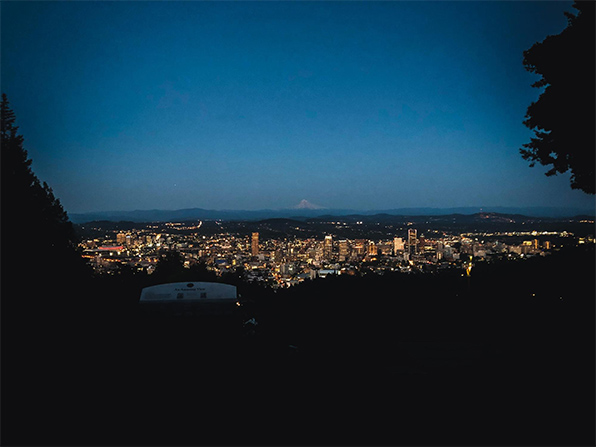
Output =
[{"x1": 3, "y1": 1, "x2": 594, "y2": 214}]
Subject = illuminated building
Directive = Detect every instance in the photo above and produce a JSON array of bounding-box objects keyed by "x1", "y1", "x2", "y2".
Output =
[
  {"x1": 251, "y1": 232, "x2": 259, "y2": 256},
  {"x1": 324, "y1": 235, "x2": 333, "y2": 258},
  {"x1": 97, "y1": 245, "x2": 124, "y2": 255},
  {"x1": 339, "y1": 240, "x2": 349, "y2": 261},
  {"x1": 117, "y1": 233, "x2": 126, "y2": 244},
  {"x1": 353, "y1": 239, "x2": 367, "y2": 256},
  {"x1": 367, "y1": 241, "x2": 377, "y2": 256},
  {"x1": 393, "y1": 237, "x2": 404, "y2": 254},
  {"x1": 408, "y1": 229, "x2": 418, "y2": 255}
]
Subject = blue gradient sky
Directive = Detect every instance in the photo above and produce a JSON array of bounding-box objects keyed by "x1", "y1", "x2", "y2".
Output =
[{"x1": 2, "y1": 1, "x2": 593, "y2": 213}]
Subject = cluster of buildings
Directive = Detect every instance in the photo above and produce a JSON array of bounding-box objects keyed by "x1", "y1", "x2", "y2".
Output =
[{"x1": 79, "y1": 221, "x2": 587, "y2": 288}]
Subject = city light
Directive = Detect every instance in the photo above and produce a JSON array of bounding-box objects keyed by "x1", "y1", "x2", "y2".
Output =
[{"x1": 77, "y1": 219, "x2": 588, "y2": 286}]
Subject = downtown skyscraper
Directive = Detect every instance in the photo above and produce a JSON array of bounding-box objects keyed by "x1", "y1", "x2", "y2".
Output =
[
  {"x1": 251, "y1": 232, "x2": 259, "y2": 257},
  {"x1": 407, "y1": 229, "x2": 418, "y2": 256}
]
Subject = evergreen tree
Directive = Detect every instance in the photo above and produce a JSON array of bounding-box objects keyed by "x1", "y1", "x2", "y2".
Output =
[
  {"x1": 520, "y1": 1, "x2": 595, "y2": 194},
  {"x1": 1, "y1": 93, "x2": 95, "y2": 445},
  {"x1": 1, "y1": 93, "x2": 88, "y2": 309},
  {"x1": 152, "y1": 249, "x2": 186, "y2": 281}
]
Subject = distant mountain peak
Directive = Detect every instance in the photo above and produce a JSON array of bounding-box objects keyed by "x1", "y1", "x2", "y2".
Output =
[{"x1": 294, "y1": 199, "x2": 324, "y2": 210}]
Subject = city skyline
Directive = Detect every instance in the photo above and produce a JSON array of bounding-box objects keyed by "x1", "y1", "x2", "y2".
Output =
[
  {"x1": 78, "y1": 214, "x2": 593, "y2": 287},
  {"x1": 3, "y1": 1, "x2": 594, "y2": 214}
]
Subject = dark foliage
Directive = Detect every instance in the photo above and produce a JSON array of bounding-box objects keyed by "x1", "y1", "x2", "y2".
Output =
[
  {"x1": 3, "y1": 245, "x2": 594, "y2": 446},
  {"x1": 151, "y1": 249, "x2": 186, "y2": 280},
  {"x1": 520, "y1": 1, "x2": 595, "y2": 194},
  {"x1": 2, "y1": 94, "x2": 94, "y2": 447},
  {"x1": 1, "y1": 94, "x2": 90, "y2": 299}
]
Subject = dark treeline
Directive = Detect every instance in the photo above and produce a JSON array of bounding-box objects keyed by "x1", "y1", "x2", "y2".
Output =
[{"x1": 4, "y1": 244, "x2": 594, "y2": 445}]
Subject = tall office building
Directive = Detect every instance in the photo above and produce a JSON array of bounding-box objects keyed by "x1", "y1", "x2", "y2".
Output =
[
  {"x1": 393, "y1": 237, "x2": 404, "y2": 254},
  {"x1": 407, "y1": 229, "x2": 418, "y2": 255},
  {"x1": 251, "y1": 232, "x2": 259, "y2": 257},
  {"x1": 117, "y1": 232, "x2": 126, "y2": 245},
  {"x1": 354, "y1": 239, "x2": 367, "y2": 256},
  {"x1": 367, "y1": 241, "x2": 378, "y2": 256},
  {"x1": 324, "y1": 235, "x2": 333, "y2": 258},
  {"x1": 339, "y1": 240, "x2": 349, "y2": 261}
]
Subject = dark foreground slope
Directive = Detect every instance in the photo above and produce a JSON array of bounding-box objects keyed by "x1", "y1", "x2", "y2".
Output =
[{"x1": 2, "y1": 246, "x2": 594, "y2": 446}]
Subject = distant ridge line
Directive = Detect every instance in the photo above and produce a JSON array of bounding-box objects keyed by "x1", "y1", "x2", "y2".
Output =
[{"x1": 69, "y1": 206, "x2": 595, "y2": 224}]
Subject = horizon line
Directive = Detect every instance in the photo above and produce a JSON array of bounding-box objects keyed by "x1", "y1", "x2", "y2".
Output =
[{"x1": 69, "y1": 204, "x2": 596, "y2": 215}]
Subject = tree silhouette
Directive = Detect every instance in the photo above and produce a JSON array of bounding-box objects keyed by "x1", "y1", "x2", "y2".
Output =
[
  {"x1": 520, "y1": 1, "x2": 595, "y2": 194},
  {"x1": 2, "y1": 94, "x2": 95, "y2": 446},
  {"x1": 151, "y1": 249, "x2": 188, "y2": 282},
  {"x1": 1, "y1": 93, "x2": 89, "y2": 308}
]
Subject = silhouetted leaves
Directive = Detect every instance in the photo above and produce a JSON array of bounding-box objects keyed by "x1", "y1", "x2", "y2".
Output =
[{"x1": 520, "y1": 1, "x2": 595, "y2": 194}]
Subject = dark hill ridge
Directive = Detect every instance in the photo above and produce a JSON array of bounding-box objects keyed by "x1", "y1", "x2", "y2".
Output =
[
  {"x1": 69, "y1": 206, "x2": 594, "y2": 224},
  {"x1": 255, "y1": 218, "x2": 305, "y2": 225},
  {"x1": 305, "y1": 212, "x2": 586, "y2": 224}
]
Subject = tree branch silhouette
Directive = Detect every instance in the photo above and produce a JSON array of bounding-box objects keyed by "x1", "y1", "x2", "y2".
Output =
[{"x1": 520, "y1": 1, "x2": 595, "y2": 194}]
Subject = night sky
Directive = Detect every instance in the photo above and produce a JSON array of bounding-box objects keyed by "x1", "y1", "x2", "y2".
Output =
[{"x1": 2, "y1": 1, "x2": 593, "y2": 213}]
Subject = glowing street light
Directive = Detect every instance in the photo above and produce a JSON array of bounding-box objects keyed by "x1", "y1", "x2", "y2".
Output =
[{"x1": 465, "y1": 255, "x2": 473, "y2": 277}]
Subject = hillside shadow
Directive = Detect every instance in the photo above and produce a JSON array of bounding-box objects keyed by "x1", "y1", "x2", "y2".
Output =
[{"x1": 3, "y1": 247, "x2": 594, "y2": 446}]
